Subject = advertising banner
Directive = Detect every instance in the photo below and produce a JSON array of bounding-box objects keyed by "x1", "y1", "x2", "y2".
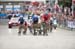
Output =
[
  {"x1": 13, "y1": 5, "x2": 21, "y2": 11},
  {"x1": 5, "y1": 5, "x2": 13, "y2": 11}
]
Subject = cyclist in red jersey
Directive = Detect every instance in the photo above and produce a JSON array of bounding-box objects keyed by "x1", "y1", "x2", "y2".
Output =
[
  {"x1": 41, "y1": 12, "x2": 51, "y2": 23},
  {"x1": 40, "y1": 11, "x2": 52, "y2": 35}
]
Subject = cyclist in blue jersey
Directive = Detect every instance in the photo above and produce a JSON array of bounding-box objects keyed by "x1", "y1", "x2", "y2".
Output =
[
  {"x1": 32, "y1": 14, "x2": 39, "y2": 35},
  {"x1": 18, "y1": 15, "x2": 27, "y2": 35}
]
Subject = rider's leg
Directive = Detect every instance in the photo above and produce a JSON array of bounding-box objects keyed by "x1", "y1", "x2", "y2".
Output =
[
  {"x1": 18, "y1": 25, "x2": 22, "y2": 35},
  {"x1": 43, "y1": 23, "x2": 48, "y2": 36},
  {"x1": 29, "y1": 26, "x2": 33, "y2": 33},
  {"x1": 23, "y1": 25, "x2": 27, "y2": 35},
  {"x1": 33, "y1": 24, "x2": 37, "y2": 35}
]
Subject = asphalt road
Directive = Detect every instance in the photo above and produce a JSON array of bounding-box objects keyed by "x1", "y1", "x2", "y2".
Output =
[{"x1": 0, "y1": 19, "x2": 75, "y2": 49}]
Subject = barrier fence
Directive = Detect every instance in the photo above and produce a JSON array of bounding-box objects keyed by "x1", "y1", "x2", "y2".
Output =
[
  {"x1": 58, "y1": 19, "x2": 75, "y2": 31},
  {"x1": 67, "y1": 20, "x2": 75, "y2": 29}
]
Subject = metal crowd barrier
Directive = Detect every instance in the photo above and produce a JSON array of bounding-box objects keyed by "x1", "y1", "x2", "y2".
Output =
[{"x1": 58, "y1": 20, "x2": 75, "y2": 31}]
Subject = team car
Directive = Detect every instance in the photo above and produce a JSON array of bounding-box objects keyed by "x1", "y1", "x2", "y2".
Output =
[
  {"x1": 8, "y1": 17, "x2": 20, "y2": 28},
  {"x1": 8, "y1": 15, "x2": 28, "y2": 28}
]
